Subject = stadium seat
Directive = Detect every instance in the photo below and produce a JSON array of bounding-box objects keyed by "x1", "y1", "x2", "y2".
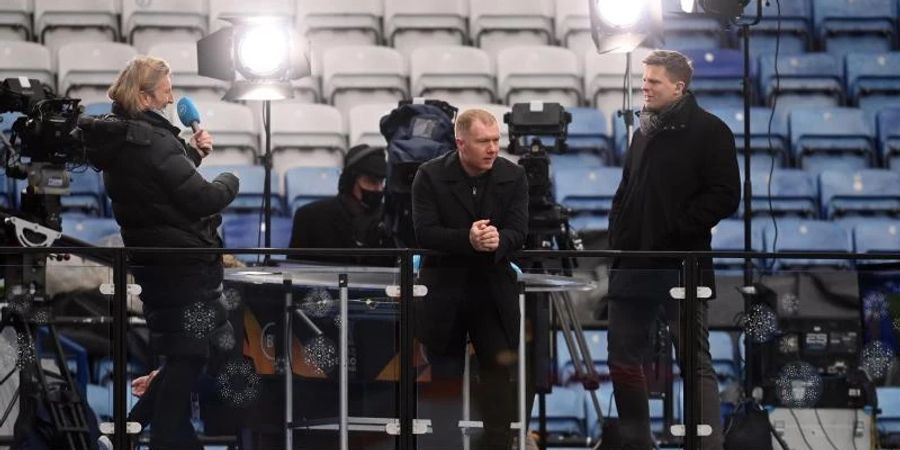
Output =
[
  {"x1": 0, "y1": 170, "x2": 9, "y2": 208},
  {"x1": 853, "y1": 219, "x2": 900, "y2": 257},
  {"x1": 322, "y1": 46, "x2": 408, "y2": 118},
  {"x1": 497, "y1": 46, "x2": 582, "y2": 107},
  {"x1": 747, "y1": 169, "x2": 818, "y2": 217},
  {"x1": 708, "y1": 331, "x2": 739, "y2": 381},
  {"x1": 197, "y1": 165, "x2": 282, "y2": 215},
  {"x1": 529, "y1": 385, "x2": 589, "y2": 441},
  {"x1": 121, "y1": 0, "x2": 207, "y2": 53},
  {"x1": 384, "y1": 0, "x2": 467, "y2": 57},
  {"x1": 556, "y1": 329, "x2": 609, "y2": 384},
  {"x1": 661, "y1": 0, "x2": 727, "y2": 50},
  {"x1": 0, "y1": 41, "x2": 53, "y2": 87},
  {"x1": 62, "y1": 169, "x2": 105, "y2": 215},
  {"x1": 348, "y1": 103, "x2": 395, "y2": 149},
  {"x1": 409, "y1": 46, "x2": 495, "y2": 105},
  {"x1": 34, "y1": 0, "x2": 119, "y2": 56},
  {"x1": 284, "y1": 166, "x2": 341, "y2": 214},
  {"x1": 553, "y1": 166, "x2": 621, "y2": 215},
  {"x1": 57, "y1": 42, "x2": 138, "y2": 104},
  {"x1": 741, "y1": 0, "x2": 811, "y2": 60},
  {"x1": 681, "y1": 49, "x2": 746, "y2": 109},
  {"x1": 208, "y1": 0, "x2": 294, "y2": 32},
  {"x1": 565, "y1": 107, "x2": 613, "y2": 161},
  {"x1": 61, "y1": 215, "x2": 120, "y2": 245},
  {"x1": 296, "y1": 0, "x2": 382, "y2": 70},
  {"x1": 710, "y1": 218, "x2": 764, "y2": 269},
  {"x1": 0, "y1": 0, "x2": 32, "y2": 40},
  {"x1": 819, "y1": 169, "x2": 900, "y2": 218},
  {"x1": 555, "y1": 0, "x2": 593, "y2": 58},
  {"x1": 845, "y1": 52, "x2": 900, "y2": 116},
  {"x1": 789, "y1": 108, "x2": 875, "y2": 174},
  {"x1": 549, "y1": 153, "x2": 606, "y2": 170},
  {"x1": 0, "y1": 112, "x2": 22, "y2": 139},
  {"x1": 147, "y1": 43, "x2": 228, "y2": 101},
  {"x1": 758, "y1": 53, "x2": 844, "y2": 118},
  {"x1": 469, "y1": 0, "x2": 554, "y2": 57},
  {"x1": 611, "y1": 110, "x2": 641, "y2": 161},
  {"x1": 191, "y1": 101, "x2": 259, "y2": 165},
  {"x1": 764, "y1": 219, "x2": 852, "y2": 269},
  {"x1": 877, "y1": 108, "x2": 900, "y2": 170},
  {"x1": 221, "y1": 214, "x2": 292, "y2": 259},
  {"x1": 584, "y1": 48, "x2": 651, "y2": 121},
  {"x1": 270, "y1": 103, "x2": 346, "y2": 173},
  {"x1": 709, "y1": 107, "x2": 790, "y2": 168},
  {"x1": 83, "y1": 102, "x2": 112, "y2": 116},
  {"x1": 813, "y1": 0, "x2": 897, "y2": 57}
]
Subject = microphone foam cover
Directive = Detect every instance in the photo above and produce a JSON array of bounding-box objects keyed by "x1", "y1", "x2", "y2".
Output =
[{"x1": 176, "y1": 97, "x2": 201, "y2": 127}]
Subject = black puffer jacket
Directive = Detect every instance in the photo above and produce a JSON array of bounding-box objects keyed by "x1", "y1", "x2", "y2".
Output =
[{"x1": 82, "y1": 106, "x2": 239, "y2": 309}]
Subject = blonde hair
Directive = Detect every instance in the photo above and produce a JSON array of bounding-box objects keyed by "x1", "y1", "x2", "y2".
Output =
[
  {"x1": 455, "y1": 108, "x2": 498, "y2": 138},
  {"x1": 107, "y1": 56, "x2": 171, "y2": 117}
]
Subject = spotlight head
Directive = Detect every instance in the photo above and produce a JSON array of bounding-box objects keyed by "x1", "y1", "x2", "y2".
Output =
[
  {"x1": 197, "y1": 15, "x2": 311, "y2": 100},
  {"x1": 587, "y1": 0, "x2": 663, "y2": 54},
  {"x1": 686, "y1": 0, "x2": 751, "y2": 21}
]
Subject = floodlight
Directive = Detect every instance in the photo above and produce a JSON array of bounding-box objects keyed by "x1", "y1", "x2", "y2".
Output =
[
  {"x1": 587, "y1": 0, "x2": 663, "y2": 54},
  {"x1": 682, "y1": 0, "x2": 751, "y2": 20},
  {"x1": 197, "y1": 15, "x2": 310, "y2": 101}
]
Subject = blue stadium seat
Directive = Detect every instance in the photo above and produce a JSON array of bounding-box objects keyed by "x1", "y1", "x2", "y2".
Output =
[
  {"x1": 742, "y1": 0, "x2": 811, "y2": 60},
  {"x1": 708, "y1": 331, "x2": 738, "y2": 381},
  {"x1": 585, "y1": 382, "x2": 667, "y2": 437},
  {"x1": 709, "y1": 107, "x2": 789, "y2": 167},
  {"x1": 566, "y1": 107, "x2": 612, "y2": 162},
  {"x1": 221, "y1": 215, "x2": 293, "y2": 261},
  {"x1": 83, "y1": 102, "x2": 112, "y2": 116},
  {"x1": 819, "y1": 169, "x2": 900, "y2": 218},
  {"x1": 553, "y1": 167, "x2": 621, "y2": 215},
  {"x1": 682, "y1": 49, "x2": 746, "y2": 109},
  {"x1": 1, "y1": 112, "x2": 23, "y2": 138},
  {"x1": 876, "y1": 386, "x2": 900, "y2": 436},
  {"x1": 710, "y1": 219, "x2": 764, "y2": 269},
  {"x1": 813, "y1": 0, "x2": 897, "y2": 57},
  {"x1": 789, "y1": 108, "x2": 875, "y2": 174},
  {"x1": 63, "y1": 169, "x2": 105, "y2": 215},
  {"x1": 611, "y1": 110, "x2": 641, "y2": 162},
  {"x1": 876, "y1": 108, "x2": 900, "y2": 170},
  {"x1": 759, "y1": 54, "x2": 843, "y2": 114},
  {"x1": 549, "y1": 153, "x2": 605, "y2": 170},
  {"x1": 197, "y1": 165, "x2": 283, "y2": 216},
  {"x1": 556, "y1": 329, "x2": 608, "y2": 384},
  {"x1": 568, "y1": 214, "x2": 610, "y2": 233},
  {"x1": 764, "y1": 219, "x2": 852, "y2": 269},
  {"x1": 61, "y1": 215, "x2": 120, "y2": 245},
  {"x1": 852, "y1": 219, "x2": 900, "y2": 254},
  {"x1": 748, "y1": 169, "x2": 818, "y2": 217},
  {"x1": 529, "y1": 385, "x2": 588, "y2": 440},
  {"x1": 0, "y1": 170, "x2": 9, "y2": 208},
  {"x1": 284, "y1": 166, "x2": 341, "y2": 214},
  {"x1": 845, "y1": 53, "x2": 900, "y2": 115}
]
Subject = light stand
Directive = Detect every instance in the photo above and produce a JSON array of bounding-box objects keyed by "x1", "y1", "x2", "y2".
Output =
[{"x1": 263, "y1": 99, "x2": 272, "y2": 260}]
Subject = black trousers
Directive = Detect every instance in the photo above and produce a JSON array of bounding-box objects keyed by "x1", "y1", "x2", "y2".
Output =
[
  {"x1": 417, "y1": 281, "x2": 517, "y2": 450},
  {"x1": 607, "y1": 290, "x2": 724, "y2": 450},
  {"x1": 129, "y1": 356, "x2": 207, "y2": 450}
]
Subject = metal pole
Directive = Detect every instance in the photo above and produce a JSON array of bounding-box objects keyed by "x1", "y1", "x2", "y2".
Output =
[
  {"x1": 518, "y1": 283, "x2": 526, "y2": 450},
  {"x1": 625, "y1": 52, "x2": 635, "y2": 149},
  {"x1": 682, "y1": 257, "x2": 700, "y2": 450},
  {"x1": 339, "y1": 273, "x2": 349, "y2": 450},
  {"x1": 284, "y1": 274, "x2": 293, "y2": 450},
  {"x1": 463, "y1": 339, "x2": 471, "y2": 450},
  {"x1": 112, "y1": 249, "x2": 128, "y2": 450},
  {"x1": 740, "y1": 22, "x2": 756, "y2": 396},
  {"x1": 263, "y1": 99, "x2": 272, "y2": 253},
  {"x1": 399, "y1": 251, "x2": 415, "y2": 450}
]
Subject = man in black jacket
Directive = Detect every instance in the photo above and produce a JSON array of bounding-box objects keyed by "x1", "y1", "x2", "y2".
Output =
[
  {"x1": 83, "y1": 56, "x2": 238, "y2": 450},
  {"x1": 412, "y1": 109, "x2": 528, "y2": 450},
  {"x1": 288, "y1": 144, "x2": 390, "y2": 264},
  {"x1": 607, "y1": 50, "x2": 740, "y2": 450}
]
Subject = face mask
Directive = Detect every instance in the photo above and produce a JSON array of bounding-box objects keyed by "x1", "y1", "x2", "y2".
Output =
[{"x1": 360, "y1": 189, "x2": 384, "y2": 210}]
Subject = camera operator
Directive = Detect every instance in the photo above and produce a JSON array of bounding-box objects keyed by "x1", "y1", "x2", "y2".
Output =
[
  {"x1": 81, "y1": 56, "x2": 238, "y2": 450},
  {"x1": 607, "y1": 50, "x2": 740, "y2": 450},
  {"x1": 288, "y1": 144, "x2": 392, "y2": 265},
  {"x1": 412, "y1": 108, "x2": 528, "y2": 450}
]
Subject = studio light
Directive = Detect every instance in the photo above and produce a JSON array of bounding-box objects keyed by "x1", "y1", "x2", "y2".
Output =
[
  {"x1": 682, "y1": 0, "x2": 751, "y2": 21},
  {"x1": 197, "y1": 15, "x2": 310, "y2": 101},
  {"x1": 587, "y1": 0, "x2": 663, "y2": 54}
]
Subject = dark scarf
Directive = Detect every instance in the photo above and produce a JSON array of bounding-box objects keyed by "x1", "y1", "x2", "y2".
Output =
[{"x1": 639, "y1": 91, "x2": 693, "y2": 137}]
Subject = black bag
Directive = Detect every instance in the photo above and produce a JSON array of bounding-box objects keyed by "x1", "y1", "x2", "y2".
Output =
[{"x1": 379, "y1": 100, "x2": 457, "y2": 247}]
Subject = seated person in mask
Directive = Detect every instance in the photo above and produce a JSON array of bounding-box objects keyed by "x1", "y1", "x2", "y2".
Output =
[{"x1": 289, "y1": 144, "x2": 391, "y2": 264}]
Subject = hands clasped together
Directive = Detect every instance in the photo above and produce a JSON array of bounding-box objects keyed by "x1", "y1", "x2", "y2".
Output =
[{"x1": 469, "y1": 219, "x2": 499, "y2": 252}]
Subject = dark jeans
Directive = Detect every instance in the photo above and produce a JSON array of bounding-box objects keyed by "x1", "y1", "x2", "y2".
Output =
[
  {"x1": 607, "y1": 289, "x2": 723, "y2": 450},
  {"x1": 129, "y1": 357, "x2": 207, "y2": 450}
]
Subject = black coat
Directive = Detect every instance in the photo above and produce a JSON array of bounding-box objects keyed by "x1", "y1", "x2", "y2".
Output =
[
  {"x1": 609, "y1": 94, "x2": 740, "y2": 297},
  {"x1": 84, "y1": 108, "x2": 239, "y2": 310},
  {"x1": 288, "y1": 194, "x2": 391, "y2": 265},
  {"x1": 411, "y1": 151, "x2": 528, "y2": 348}
]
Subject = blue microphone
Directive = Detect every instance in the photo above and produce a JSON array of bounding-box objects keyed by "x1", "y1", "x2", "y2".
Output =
[{"x1": 176, "y1": 96, "x2": 202, "y2": 132}]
